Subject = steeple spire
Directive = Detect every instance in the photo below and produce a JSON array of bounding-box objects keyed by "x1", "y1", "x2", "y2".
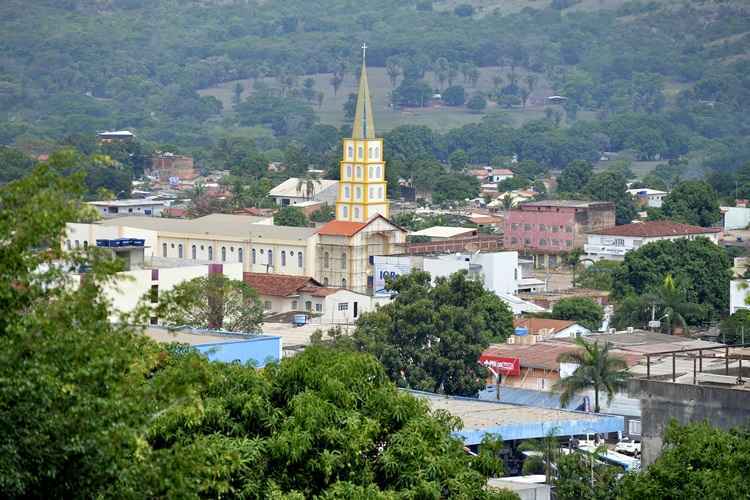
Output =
[{"x1": 352, "y1": 42, "x2": 376, "y2": 139}]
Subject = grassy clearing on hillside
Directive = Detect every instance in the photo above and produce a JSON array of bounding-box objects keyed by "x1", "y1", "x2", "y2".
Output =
[
  {"x1": 433, "y1": 0, "x2": 644, "y2": 16},
  {"x1": 199, "y1": 66, "x2": 564, "y2": 132}
]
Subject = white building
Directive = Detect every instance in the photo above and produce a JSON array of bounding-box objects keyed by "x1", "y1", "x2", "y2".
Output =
[
  {"x1": 88, "y1": 199, "x2": 167, "y2": 218},
  {"x1": 585, "y1": 221, "x2": 721, "y2": 262},
  {"x1": 243, "y1": 273, "x2": 380, "y2": 324},
  {"x1": 269, "y1": 178, "x2": 339, "y2": 207},
  {"x1": 411, "y1": 226, "x2": 477, "y2": 241},
  {"x1": 374, "y1": 251, "x2": 522, "y2": 297},
  {"x1": 626, "y1": 188, "x2": 668, "y2": 208},
  {"x1": 730, "y1": 279, "x2": 750, "y2": 315},
  {"x1": 722, "y1": 206, "x2": 750, "y2": 230}
]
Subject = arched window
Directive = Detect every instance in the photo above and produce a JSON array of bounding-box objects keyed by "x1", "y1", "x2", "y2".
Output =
[
  {"x1": 356, "y1": 166, "x2": 362, "y2": 178},
  {"x1": 369, "y1": 166, "x2": 374, "y2": 179},
  {"x1": 374, "y1": 146, "x2": 380, "y2": 159},
  {"x1": 369, "y1": 187, "x2": 374, "y2": 199},
  {"x1": 178, "y1": 244, "x2": 183, "y2": 258},
  {"x1": 346, "y1": 165, "x2": 352, "y2": 178},
  {"x1": 323, "y1": 277, "x2": 329, "y2": 286},
  {"x1": 356, "y1": 187, "x2": 362, "y2": 200},
  {"x1": 208, "y1": 246, "x2": 213, "y2": 260},
  {"x1": 221, "y1": 246, "x2": 226, "y2": 262},
  {"x1": 368, "y1": 146, "x2": 373, "y2": 158},
  {"x1": 358, "y1": 146, "x2": 363, "y2": 158},
  {"x1": 238, "y1": 248, "x2": 243, "y2": 263},
  {"x1": 267, "y1": 249, "x2": 273, "y2": 266},
  {"x1": 281, "y1": 250, "x2": 286, "y2": 266},
  {"x1": 324, "y1": 252, "x2": 330, "y2": 269},
  {"x1": 298, "y1": 251, "x2": 303, "y2": 268},
  {"x1": 354, "y1": 207, "x2": 360, "y2": 219},
  {"x1": 66, "y1": 240, "x2": 71, "y2": 250},
  {"x1": 341, "y1": 278, "x2": 347, "y2": 288},
  {"x1": 378, "y1": 186, "x2": 383, "y2": 199},
  {"x1": 75, "y1": 240, "x2": 80, "y2": 248},
  {"x1": 341, "y1": 253, "x2": 347, "y2": 270},
  {"x1": 342, "y1": 206, "x2": 348, "y2": 218},
  {"x1": 252, "y1": 248, "x2": 256, "y2": 264},
  {"x1": 162, "y1": 243, "x2": 167, "y2": 257},
  {"x1": 83, "y1": 241, "x2": 88, "y2": 249},
  {"x1": 344, "y1": 185, "x2": 350, "y2": 198},
  {"x1": 376, "y1": 165, "x2": 381, "y2": 178},
  {"x1": 348, "y1": 146, "x2": 353, "y2": 159},
  {"x1": 191, "y1": 245, "x2": 197, "y2": 259}
]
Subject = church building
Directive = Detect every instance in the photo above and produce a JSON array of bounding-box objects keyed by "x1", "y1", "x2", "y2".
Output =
[{"x1": 315, "y1": 44, "x2": 407, "y2": 294}]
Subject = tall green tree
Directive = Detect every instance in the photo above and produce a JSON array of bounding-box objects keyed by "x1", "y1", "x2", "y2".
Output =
[
  {"x1": 558, "y1": 160, "x2": 593, "y2": 194},
  {"x1": 612, "y1": 238, "x2": 731, "y2": 320},
  {"x1": 157, "y1": 274, "x2": 264, "y2": 332},
  {"x1": 342, "y1": 271, "x2": 513, "y2": 396},
  {"x1": 273, "y1": 206, "x2": 309, "y2": 227},
  {"x1": 552, "y1": 297, "x2": 604, "y2": 331},
  {"x1": 584, "y1": 171, "x2": 638, "y2": 225},
  {"x1": 554, "y1": 338, "x2": 629, "y2": 413},
  {"x1": 642, "y1": 274, "x2": 704, "y2": 335},
  {"x1": 661, "y1": 180, "x2": 721, "y2": 227}
]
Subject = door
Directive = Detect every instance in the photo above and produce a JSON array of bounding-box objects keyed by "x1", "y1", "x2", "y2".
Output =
[{"x1": 353, "y1": 301, "x2": 358, "y2": 318}]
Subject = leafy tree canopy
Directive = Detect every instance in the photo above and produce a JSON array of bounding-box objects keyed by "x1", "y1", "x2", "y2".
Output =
[
  {"x1": 661, "y1": 180, "x2": 721, "y2": 227},
  {"x1": 552, "y1": 297, "x2": 604, "y2": 331},
  {"x1": 584, "y1": 171, "x2": 638, "y2": 225},
  {"x1": 339, "y1": 270, "x2": 513, "y2": 396},
  {"x1": 273, "y1": 206, "x2": 309, "y2": 227},
  {"x1": 558, "y1": 160, "x2": 593, "y2": 194}
]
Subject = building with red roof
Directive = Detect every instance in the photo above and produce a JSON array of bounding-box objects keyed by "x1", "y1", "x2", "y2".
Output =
[{"x1": 585, "y1": 221, "x2": 720, "y2": 261}]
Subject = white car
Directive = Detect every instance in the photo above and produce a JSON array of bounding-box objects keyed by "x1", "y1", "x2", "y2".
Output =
[{"x1": 615, "y1": 438, "x2": 641, "y2": 456}]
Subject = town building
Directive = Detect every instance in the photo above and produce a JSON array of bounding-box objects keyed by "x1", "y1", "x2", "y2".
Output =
[
  {"x1": 97, "y1": 130, "x2": 134, "y2": 143},
  {"x1": 584, "y1": 221, "x2": 720, "y2": 262},
  {"x1": 373, "y1": 251, "x2": 522, "y2": 297},
  {"x1": 336, "y1": 55, "x2": 388, "y2": 223},
  {"x1": 626, "y1": 188, "x2": 667, "y2": 208},
  {"x1": 149, "y1": 152, "x2": 198, "y2": 182},
  {"x1": 503, "y1": 200, "x2": 616, "y2": 268},
  {"x1": 88, "y1": 199, "x2": 167, "y2": 218},
  {"x1": 510, "y1": 317, "x2": 590, "y2": 341},
  {"x1": 519, "y1": 288, "x2": 611, "y2": 310},
  {"x1": 269, "y1": 178, "x2": 339, "y2": 207},
  {"x1": 721, "y1": 205, "x2": 750, "y2": 230},
  {"x1": 469, "y1": 166, "x2": 514, "y2": 184},
  {"x1": 243, "y1": 272, "x2": 377, "y2": 324},
  {"x1": 407, "y1": 233, "x2": 504, "y2": 254}
]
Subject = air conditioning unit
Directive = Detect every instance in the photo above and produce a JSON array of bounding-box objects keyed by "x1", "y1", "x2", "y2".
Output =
[{"x1": 627, "y1": 326, "x2": 634, "y2": 334}]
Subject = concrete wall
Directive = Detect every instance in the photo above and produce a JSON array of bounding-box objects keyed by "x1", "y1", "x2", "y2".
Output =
[
  {"x1": 629, "y1": 378, "x2": 750, "y2": 466},
  {"x1": 723, "y1": 206, "x2": 750, "y2": 230},
  {"x1": 730, "y1": 279, "x2": 750, "y2": 314},
  {"x1": 66, "y1": 223, "x2": 159, "y2": 258}
]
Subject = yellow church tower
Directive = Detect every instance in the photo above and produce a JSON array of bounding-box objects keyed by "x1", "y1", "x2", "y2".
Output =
[{"x1": 336, "y1": 43, "x2": 388, "y2": 223}]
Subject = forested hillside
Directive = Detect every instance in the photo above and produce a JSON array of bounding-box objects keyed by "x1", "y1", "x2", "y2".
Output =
[{"x1": 2, "y1": 0, "x2": 750, "y2": 184}]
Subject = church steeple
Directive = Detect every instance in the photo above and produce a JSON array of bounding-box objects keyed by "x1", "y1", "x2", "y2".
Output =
[
  {"x1": 352, "y1": 43, "x2": 376, "y2": 139},
  {"x1": 335, "y1": 43, "x2": 389, "y2": 223}
]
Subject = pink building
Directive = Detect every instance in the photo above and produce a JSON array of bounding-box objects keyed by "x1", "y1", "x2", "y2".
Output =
[{"x1": 504, "y1": 200, "x2": 615, "y2": 268}]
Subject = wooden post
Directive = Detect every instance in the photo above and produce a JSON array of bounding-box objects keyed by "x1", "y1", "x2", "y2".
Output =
[
  {"x1": 646, "y1": 355, "x2": 650, "y2": 379},
  {"x1": 693, "y1": 357, "x2": 697, "y2": 385},
  {"x1": 726, "y1": 346, "x2": 730, "y2": 375},
  {"x1": 699, "y1": 349, "x2": 703, "y2": 372},
  {"x1": 672, "y1": 353, "x2": 676, "y2": 382}
]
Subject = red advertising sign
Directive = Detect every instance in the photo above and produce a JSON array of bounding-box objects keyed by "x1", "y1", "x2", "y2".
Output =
[{"x1": 479, "y1": 355, "x2": 520, "y2": 376}]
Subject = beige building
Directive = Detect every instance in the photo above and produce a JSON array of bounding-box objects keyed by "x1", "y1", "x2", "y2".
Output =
[{"x1": 81, "y1": 214, "x2": 319, "y2": 277}]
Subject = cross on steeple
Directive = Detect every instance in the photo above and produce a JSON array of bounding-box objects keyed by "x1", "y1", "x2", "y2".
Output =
[{"x1": 361, "y1": 42, "x2": 368, "y2": 64}]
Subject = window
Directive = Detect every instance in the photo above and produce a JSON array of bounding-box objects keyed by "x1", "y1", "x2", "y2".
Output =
[
  {"x1": 292, "y1": 300, "x2": 298, "y2": 309},
  {"x1": 252, "y1": 248, "x2": 256, "y2": 264},
  {"x1": 149, "y1": 285, "x2": 158, "y2": 303},
  {"x1": 192, "y1": 245, "x2": 197, "y2": 259},
  {"x1": 66, "y1": 240, "x2": 71, "y2": 250},
  {"x1": 341, "y1": 253, "x2": 347, "y2": 269},
  {"x1": 238, "y1": 248, "x2": 243, "y2": 262},
  {"x1": 267, "y1": 249, "x2": 273, "y2": 266},
  {"x1": 305, "y1": 301, "x2": 312, "y2": 311},
  {"x1": 221, "y1": 247, "x2": 226, "y2": 262},
  {"x1": 324, "y1": 252, "x2": 330, "y2": 269},
  {"x1": 524, "y1": 224, "x2": 532, "y2": 231},
  {"x1": 539, "y1": 224, "x2": 547, "y2": 231},
  {"x1": 342, "y1": 206, "x2": 348, "y2": 218},
  {"x1": 344, "y1": 185, "x2": 350, "y2": 198},
  {"x1": 539, "y1": 239, "x2": 547, "y2": 246},
  {"x1": 565, "y1": 225, "x2": 573, "y2": 233},
  {"x1": 346, "y1": 165, "x2": 352, "y2": 178},
  {"x1": 369, "y1": 166, "x2": 374, "y2": 179},
  {"x1": 356, "y1": 166, "x2": 362, "y2": 178},
  {"x1": 264, "y1": 301, "x2": 272, "y2": 311},
  {"x1": 628, "y1": 419, "x2": 642, "y2": 436},
  {"x1": 358, "y1": 146, "x2": 363, "y2": 159},
  {"x1": 338, "y1": 303, "x2": 349, "y2": 311},
  {"x1": 524, "y1": 238, "x2": 531, "y2": 245},
  {"x1": 354, "y1": 207, "x2": 360, "y2": 219},
  {"x1": 323, "y1": 277, "x2": 329, "y2": 286},
  {"x1": 171, "y1": 243, "x2": 175, "y2": 248},
  {"x1": 341, "y1": 278, "x2": 347, "y2": 288},
  {"x1": 316, "y1": 303, "x2": 322, "y2": 312},
  {"x1": 281, "y1": 250, "x2": 286, "y2": 266},
  {"x1": 348, "y1": 146, "x2": 353, "y2": 159},
  {"x1": 178, "y1": 244, "x2": 183, "y2": 258},
  {"x1": 230, "y1": 246, "x2": 234, "y2": 253},
  {"x1": 162, "y1": 243, "x2": 167, "y2": 257},
  {"x1": 149, "y1": 316, "x2": 158, "y2": 325},
  {"x1": 376, "y1": 165, "x2": 381, "y2": 178},
  {"x1": 378, "y1": 186, "x2": 383, "y2": 199},
  {"x1": 614, "y1": 238, "x2": 625, "y2": 247},
  {"x1": 356, "y1": 186, "x2": 362, "y2": 200},
  {"x1": 298, "y1": 251, "x2": 303, "y2": 268},
  {"x1": 565, "y1": 240, "x2": 572, "y2": 247},
  {"x1": 208, "y1": 246, "x2": 213, "y2": 260},
  {"x1": 552, "y1": 225, "x2": 559, "y2": 233},
  {"x1": 552, "y1": 239, "x2": 560, "y2": 246},
  {"x1": 511, "y1": 237, "x2": 518, "y2": 245},
  {"x1": 369, "y1": 187, "x2": 374, "y2": 199},
  {"x1": 511, "y1": 223, "x2": 520, "y2": 230}
]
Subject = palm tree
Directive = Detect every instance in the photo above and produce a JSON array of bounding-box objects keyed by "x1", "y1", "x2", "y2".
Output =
[
  {"x1": 296, "y1": 172, "x2": 322, "y2": 200},
  {"x1": 519, "y1": 426, "x2": 561, "y2": 484},
  {"x1": 563, "y1": 248, "x2": 584, "y2": 287},
  {"x1": 644, "y1": 274, "x2": 703, "y2": 335},
  {"x1": 554, "y1": 337, "x2": 629, "y2": 413},
  {"x1": 500, "y1": 193, "x2": 515, "y2": 210}
]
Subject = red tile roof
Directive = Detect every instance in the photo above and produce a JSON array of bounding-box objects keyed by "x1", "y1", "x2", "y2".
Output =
[
  {"x1": 243, "y1": 273, "x2": 322, "y2": 297},
  {"x1": 482, "y1": 341, "x2": 640, "y2": 371},
  {"x1": 513, "y1": 317, "x2": 577, "y2": 335},
  {"x1": 587, "y1": 221, "x2": 720, "y2": 237},
  {"x1": 317, "y1": 220, "x2": 367, "y2": 237}
]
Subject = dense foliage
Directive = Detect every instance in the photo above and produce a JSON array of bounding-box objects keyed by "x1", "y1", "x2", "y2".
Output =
[
  {"x1": 273, "y1": 206, "x2": 309, "y2": 227},
  {"x1": 551, "y1": 297, "x2": 604, "y2": 331},
  {"x1": 334, "y1": 270, "x2": 514, "y2": 396},
  {"x1": 0, "y1": 165, "x2": 518, "y2": 498}
]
